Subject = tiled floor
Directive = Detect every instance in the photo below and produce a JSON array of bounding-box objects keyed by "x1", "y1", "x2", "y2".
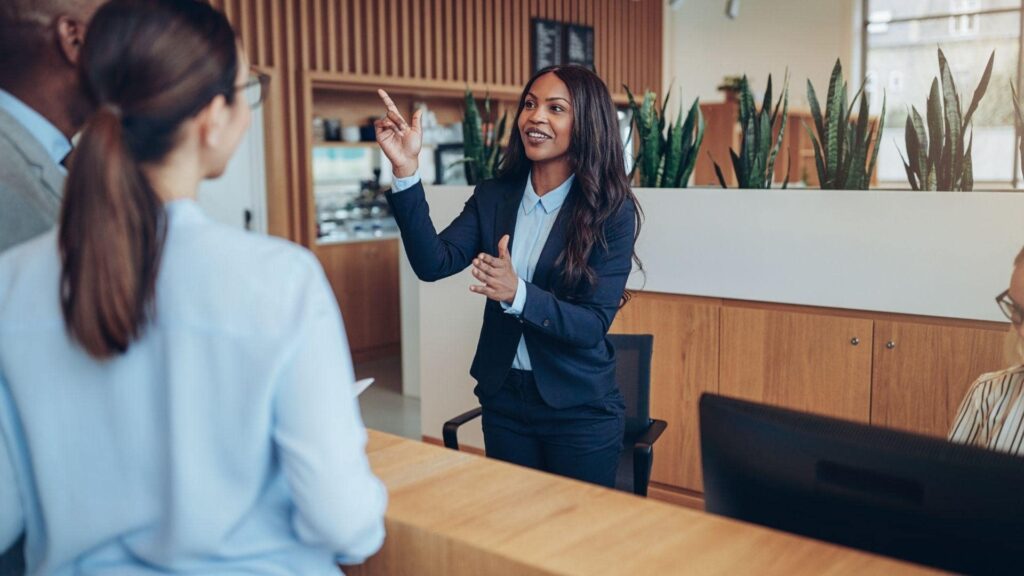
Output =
[{"x1": 356, "y1": 354, "x2": 421, "y2": 440}]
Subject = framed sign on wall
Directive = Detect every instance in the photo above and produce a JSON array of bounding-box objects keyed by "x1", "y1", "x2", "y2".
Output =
[
  {"x1": 531, "y1": 19, "x2": 596, "y2": 73},
  {"x1": 532, "y1": 18, "x2": 564, "y2": 72},
  {"x1": 565, "y1": 24, "x2": 595, "y2": 71}
]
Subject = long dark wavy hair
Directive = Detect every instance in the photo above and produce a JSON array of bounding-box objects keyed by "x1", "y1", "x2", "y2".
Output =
[{"x1": 499, "y1": 65, "x2": 643, "y2": 302}]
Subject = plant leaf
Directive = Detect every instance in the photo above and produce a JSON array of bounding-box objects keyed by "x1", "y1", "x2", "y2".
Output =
[
  {"x1": 905, "y1": 112, "x2": 922, "y2": 183},
  {"x1": 925, "y1": 78, "x2": 942, "y2": 177},
  {"x1": 962, "y1": 50, "x2": 994, "y2": 129},
  {"x1": 807, "y1": 77, "x2": 826, "y2": 153},
  {"x1": 462, "y1": 89, "x2": 484, "y2": 185},
  {"x1": 730, "y1": 148, "x2": 747, "y2": 189},
  {"x1": 897, "y1": 146, "x2": 920, "y2": 191},
  {"x1": 825, "y1": 67, "x2": 844, "y2": 181},
  {"x1": 910, "y1": 106, "x2": 929, "y2": 183},
  {"x1": 680, "y1": 103, "x2": 705, "y2": 187},
  {"x1": 712, "y1": 153, "x2": 729, "y2": 188},
  {"x1": 867, "y1": 92, "x2": 886, "y2": 189},
  {"x1": 662, "y1": 105, "x2": 685, "y2": 188},
  {"x1": 766, "y1": 75, "x2": 789, "y2": 188},
  {"x1": 804, "y1": 121, "x2": 827, "y2": 188},
  {"x1": 963, "y1": 131, "x2": 974, "y2": 191},
  {"x1": 938, "y1": 48, "x2": 962, "y2": 165}
]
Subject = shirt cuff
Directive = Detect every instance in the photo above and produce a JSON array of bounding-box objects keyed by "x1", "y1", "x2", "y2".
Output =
[
  {"x1": 501, "y1": 278, "x2": 527, "y2": 316},
  {"x1": 391, "y1": 170, "x2": 421, "y2": 192}
]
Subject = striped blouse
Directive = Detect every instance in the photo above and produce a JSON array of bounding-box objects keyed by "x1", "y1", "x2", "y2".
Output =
[{"x1": 949, "y1": 365, "x2": 1024, "y2": 457}]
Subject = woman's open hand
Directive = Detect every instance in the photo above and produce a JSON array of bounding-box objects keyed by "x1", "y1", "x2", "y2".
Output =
[
  {"x1": 470, "y1": 235, "x2": 519, "y2": 303},
  {"x1": 374, "y1": 89, "x2": 422, "y2": 178}
]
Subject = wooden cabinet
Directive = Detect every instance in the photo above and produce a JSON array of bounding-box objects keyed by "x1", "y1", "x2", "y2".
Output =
[
  {"x1": 871, "y1": 320, "x2": 1008, "y2": 437},
  {"x1": 613, "y1": 292, "x2": 1008, "y2": 504},
  {"x1": 611, "y1": 293, "x2": 719, "y2": 493},
  {"x1": 316, "y1": 239, "x2": 401, "y2": 362},
  {"x1": 719, "y1": 306, "x2": 873, "y2": 424}
]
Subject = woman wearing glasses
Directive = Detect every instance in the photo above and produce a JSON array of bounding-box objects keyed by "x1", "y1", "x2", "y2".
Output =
[
  {"x1": 0, "y1": 1, "x2": 385, "y2": 573},
  {"x1": 949, "y1": 247, "x2": 1024, "y2": 456}
]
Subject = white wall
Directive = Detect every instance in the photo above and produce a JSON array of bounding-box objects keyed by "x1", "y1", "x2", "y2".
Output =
[
  {"x1": 404, "y1": 185, "x2": 1024, "y2": 447},
  {"x1": 664, "y1": 0, "x2": 859, "y2": 112},
  {"x1": 397, "y1": 187, "x2": 484, "y2": 447},
  {"x1": 197, "y1": 105, "x2": 267, "y2": 232}
]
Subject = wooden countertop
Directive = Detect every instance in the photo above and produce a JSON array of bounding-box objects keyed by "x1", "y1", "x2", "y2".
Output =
[{"x1": 344, "y1": 430, "x2": 942, "y2": 576}]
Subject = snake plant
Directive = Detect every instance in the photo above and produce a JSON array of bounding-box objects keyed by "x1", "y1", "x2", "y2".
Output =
[
  {"x1": 460, "y1": 89, "x2": 508, "y2": 185},
  {"x1": 805, "y1": 59, "x2": 886, "y2": 190},
  {"x1": 899, "y1": 48, "x2": 994, "y2": 191},
  {"x1": 713, "y1": 74, "x2": 790, "y2": 189},
  {"x1": 624, "y1": 85, "x2": 705, "y2": 188}
]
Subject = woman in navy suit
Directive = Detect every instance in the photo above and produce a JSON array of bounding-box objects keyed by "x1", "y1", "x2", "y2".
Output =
[{"x1": 375, "y1": 65, "x2": 643, "y2": 487}]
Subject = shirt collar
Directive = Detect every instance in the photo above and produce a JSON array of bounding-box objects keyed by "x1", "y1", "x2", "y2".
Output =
[
  {"x1": 523, "y1": 173, "x2": 575, "y2": 215},
  {"x1": 165, "y1": 198, "x2": 206, "y2": 225},
  {"x1": 0, "y1": 88, "x2": 73, "y2": 168}
]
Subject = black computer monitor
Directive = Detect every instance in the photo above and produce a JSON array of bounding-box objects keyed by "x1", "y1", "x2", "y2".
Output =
[{"x1": 699, "y1": 393, "x2": 1024, "y2": 575}]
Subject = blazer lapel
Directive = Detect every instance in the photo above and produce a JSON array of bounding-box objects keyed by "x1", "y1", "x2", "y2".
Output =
[
  {"x1": 0, "y1": 107, "x2": 65, "y2": 208},
  {"x1": 532, "y1": 188, "x2": 574, "y2": 290},
  {"x1": 493, "y1": 173, "x2": 528, "y2": 255}
]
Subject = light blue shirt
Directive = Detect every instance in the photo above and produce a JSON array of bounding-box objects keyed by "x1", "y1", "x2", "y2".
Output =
[
  {"x1": 0, "y1": 200, "x2": 386, "y2": 575},
  {"x1": 0, "y1": 89, "x2": 72, "y2": 172},
  {"x1": 392, "y1": 171, "x2": 574, "y2": 370}
]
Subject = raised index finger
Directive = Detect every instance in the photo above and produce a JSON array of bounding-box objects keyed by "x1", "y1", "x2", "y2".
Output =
[{"x1": 377, "y1": 89, "x2": 408, "y2": 127}]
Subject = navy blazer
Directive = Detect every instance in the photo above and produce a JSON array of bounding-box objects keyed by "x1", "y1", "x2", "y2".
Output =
[{"x1": 386, "y1": 175, "x2": 636, "y2": 409}]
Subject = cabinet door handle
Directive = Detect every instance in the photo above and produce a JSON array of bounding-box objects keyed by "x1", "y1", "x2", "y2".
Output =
[
  {"x1": 850, "y1": 337, "x2": 860, "y2": 346},
  {"x1": 886, "y1": 341, "x2": 896, "y2": 350}
]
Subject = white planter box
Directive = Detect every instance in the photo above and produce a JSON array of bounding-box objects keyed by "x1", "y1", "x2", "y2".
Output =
[{"x1": 399, "y1": 185, "x2": 1024, "y2": 445}]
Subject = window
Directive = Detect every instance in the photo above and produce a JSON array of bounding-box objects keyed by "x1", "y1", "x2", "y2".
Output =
[
  {"x1": 950, "y1": 0, "x2": 982, "y2": 36},
  {"x1": 864, "y1": 0, "x2": 1023, "y2": 187}
]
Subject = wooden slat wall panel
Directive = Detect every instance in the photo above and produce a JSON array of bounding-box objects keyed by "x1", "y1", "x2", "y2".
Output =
[
  {"x1": 284, "y1": 0, "x2": 662, "y2": 100},
  {"x1": 206, "y1": 0, "x2": 663, "y2": 245},
  {"x1": 381, "y1": 0, "x2": 388, "y2": 76}
]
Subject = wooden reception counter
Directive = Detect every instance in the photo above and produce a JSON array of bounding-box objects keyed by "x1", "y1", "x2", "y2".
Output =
[{"x1": 344, "y1": 431, "x2": 940, "y2": 575}]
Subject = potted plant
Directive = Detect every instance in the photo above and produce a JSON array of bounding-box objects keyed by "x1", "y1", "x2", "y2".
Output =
[
  {"x1": 459, "y1": 89, "x2": 508, "y2": 185},
  {"x1": 804, "y1": 59, "x2": 886, "y2": 190},
  {"x1": 624, "y1": 85, "x2": 705, "y2": 188},
  {"x1": 899, "y1": 48, "x2": 994, "y2": 191},
  {"x1": 712, "y1": 74, "x2": 790, "y2": 189}
]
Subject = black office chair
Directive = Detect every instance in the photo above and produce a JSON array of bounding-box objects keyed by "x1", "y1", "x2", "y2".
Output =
[{"x1": 442, "y1": 333, "x2": 667, "y2": 496}]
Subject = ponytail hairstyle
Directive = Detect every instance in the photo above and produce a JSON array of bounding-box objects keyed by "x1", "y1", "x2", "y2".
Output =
[
  {"x1": 60, "y1": 0, "x2": 239, "y2": 359},
  {"x1": 499, "y1": 65, "x2": 644, "y2": 302}
]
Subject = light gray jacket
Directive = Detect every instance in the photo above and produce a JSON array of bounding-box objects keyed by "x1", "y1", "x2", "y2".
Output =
[{"x1": 0, "y1": 106, "x2": 65, "y2": 254}]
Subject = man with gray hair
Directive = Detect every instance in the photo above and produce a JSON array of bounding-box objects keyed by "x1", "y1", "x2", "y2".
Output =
[
  {"x1": 0, "y1": 0, "x2": 106, "y2": 254},
  {"x1": 0, "y1": 2, "x2": 106, "y2": 573}
]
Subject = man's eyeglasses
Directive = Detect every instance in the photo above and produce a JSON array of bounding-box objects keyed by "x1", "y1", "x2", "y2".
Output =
[
  {"x1": 236, "y1": 73, "x2": 270, "y2": 109},
  {"x1": 996, "y1": 289, "x2": 1024, "y2": 325}
]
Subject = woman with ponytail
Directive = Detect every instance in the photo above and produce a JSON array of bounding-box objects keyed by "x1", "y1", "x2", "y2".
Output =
[
  {"x1": 376, "y1": 65, "x2": 643, "y2": 487},
  {"x1": 0, "y1": 1, "x2": 385, "y2": 573}
]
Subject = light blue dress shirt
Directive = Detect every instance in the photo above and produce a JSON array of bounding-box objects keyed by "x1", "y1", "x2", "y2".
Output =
[
  {"x1": 0, "y1": 89, "x2": 72, "y2": 173},
  {"x1": 392, "y1": 171, "x2": 574, "y2": 370},
  {"x1": 0, "y1": 200, "x2": 386, "y2": 575}
]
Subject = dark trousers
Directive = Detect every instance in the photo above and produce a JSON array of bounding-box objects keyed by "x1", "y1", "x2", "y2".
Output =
[{"x1": 480, "y1": 369, "x2": 625, "y2": 488}]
